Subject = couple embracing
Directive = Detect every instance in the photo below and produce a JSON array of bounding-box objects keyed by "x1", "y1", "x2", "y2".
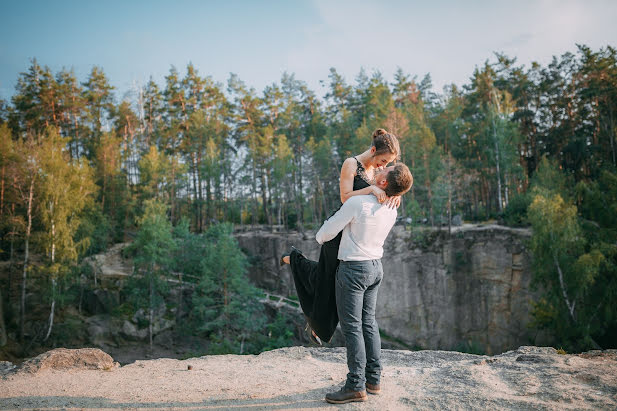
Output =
[{"x1": 280, "y1": 128, "x2": 413, "y2": 404}]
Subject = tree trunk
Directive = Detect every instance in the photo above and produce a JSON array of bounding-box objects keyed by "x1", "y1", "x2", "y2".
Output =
[
  {"x1": 554, "y1": 255, "x2": 576, "y2": 322},
  {"x1": 267, "y1": 169, "x2": 274, "y2": 230},
  {"x1": 424, "y1": 153, "x2": 434, "y2": 227},
  {"x1": 294, "y1": 155, "x2": 304, "y2": 233},
  {"x1": 43, "y1": 279, "x2": 56, "y2": 341},
  {"x1": 260, "y1": 169, "x2": 270, "y2": 226},
  {"x1": 170, "y1": 157, "x2": 176, "y2": 223},
  {"x1": 504, "y1": 172, "x2": 509, "y2": 206},
  {"x1": 196, "y1": 153, "x2": 204, "y2": 230},
  {"x1": 101, "y1": 150, "x2": 107, "y2": 211},
  {"x1": 190, "y1": 152, "x2": 199, "y2": 230},
  {"x1": 20, "y1": 178, "x2": 34, "y2": 342},
  {"x1": 251, "y1": 158, "x2": 258, "y2": 227},
  {"x1": 44, "y1": 211, "x2": 56, "y2": 342},
  {"x1": 298, "y1": 154, "x2": 304, "y2": 231},
  {"x1": 492, "y1": 116, "x2": 503, "y2": 213}
]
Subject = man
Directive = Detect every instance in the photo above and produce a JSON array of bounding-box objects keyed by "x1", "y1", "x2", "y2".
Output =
[{"x1": 315, "y1": 163, "x2": 413, "y2": 404}]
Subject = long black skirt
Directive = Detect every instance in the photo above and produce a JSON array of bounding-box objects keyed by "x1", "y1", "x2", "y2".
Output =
[{"x1": 289, "y1": 231, "x2": 342, "y2": 343}]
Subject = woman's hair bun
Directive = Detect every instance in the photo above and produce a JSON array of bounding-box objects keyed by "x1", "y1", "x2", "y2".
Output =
[{"x1": 372, "y1": 128, "x2": 388, "y2": 139}]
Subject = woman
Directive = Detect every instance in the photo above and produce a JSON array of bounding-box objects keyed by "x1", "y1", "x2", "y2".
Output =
[{"x1": 281, "y1": 128, "x2": 401, "y2": 344}]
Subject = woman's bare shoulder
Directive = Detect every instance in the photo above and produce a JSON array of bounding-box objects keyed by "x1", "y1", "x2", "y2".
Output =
[
  {"x1": 341, "y1": 157, "x2": 357, "y2": 169},
  {"x1": 340, "y1": 157, "x2": 357, "y2": 175}
]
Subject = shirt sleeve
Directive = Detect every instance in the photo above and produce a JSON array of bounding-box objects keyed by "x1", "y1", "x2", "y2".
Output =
[{"x1": 315, "y1": 197, "x2": 358, "y2": 244}]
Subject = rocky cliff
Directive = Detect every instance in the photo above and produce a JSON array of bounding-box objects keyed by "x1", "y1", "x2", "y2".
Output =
[
  {"x1": 1, "y1": 346, "x2": 615, "y2": 409},
  {"x1": 235, "y1": 224, "x2": 541, "y2": 355}
]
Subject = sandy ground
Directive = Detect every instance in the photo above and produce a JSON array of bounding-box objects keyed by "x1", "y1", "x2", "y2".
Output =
[{"x1": 1, "y1": 346, "x2": 616, "y2": 410}]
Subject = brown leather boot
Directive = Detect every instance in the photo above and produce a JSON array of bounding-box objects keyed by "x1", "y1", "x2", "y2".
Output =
[
  {"x1": 325, "y1": 387, "x2": 368, "y2": 404},
  {"x1": 366, "y1": 383, "x2": 381, "y2": 394}
]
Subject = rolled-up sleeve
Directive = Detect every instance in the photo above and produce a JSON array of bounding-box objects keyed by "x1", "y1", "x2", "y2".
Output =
[{"x1": 315, "y1": 198, "x2": 357, "y2": 244}]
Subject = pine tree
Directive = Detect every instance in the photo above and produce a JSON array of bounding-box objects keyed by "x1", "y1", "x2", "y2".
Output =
[
  {"x1": 191, "y1": 223, "x2": 267, "y2": 354},
  {"x1": 127, "y1": 199, "x2": 176, "y2": 349},
  {"x1": 82, "y1": 66, "x2": 114, "y2": 156}
]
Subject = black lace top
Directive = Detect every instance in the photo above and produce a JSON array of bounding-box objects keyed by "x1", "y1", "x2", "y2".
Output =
[{"x1": 353, "y1": 157, "x2": 373, "y2": 189}]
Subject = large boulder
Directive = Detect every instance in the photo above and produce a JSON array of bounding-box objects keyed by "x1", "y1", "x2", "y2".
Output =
[
  {"x1": 120, "y1": 307, "x2": 174, "y2": 341},
  {"x1": 121, "y1": 320, "x2": 149, "y2": 340},
  {"x1": 85, "y1": 314, "x2": 123, "y2": 347},
  {"x1": 15, "y1": 348, "x2": 117, "y2": 374}
]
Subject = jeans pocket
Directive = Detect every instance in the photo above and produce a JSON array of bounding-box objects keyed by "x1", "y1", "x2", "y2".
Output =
[{"x1": 339, "y1": 262, "x2": 367, "y2": 289}]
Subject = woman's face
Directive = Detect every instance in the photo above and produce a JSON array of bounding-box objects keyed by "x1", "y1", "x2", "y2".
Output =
[{"x1": 372, "y1": 152, "x2": 397, "y2": 170}]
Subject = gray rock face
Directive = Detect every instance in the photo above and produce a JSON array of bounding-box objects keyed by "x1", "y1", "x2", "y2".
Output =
[
  {"x1": 85, "y1": 314, "x2": 122, "y2": 347},
  {"x1": 236, "y1": 224, "x2": 539, "y2": 354}
]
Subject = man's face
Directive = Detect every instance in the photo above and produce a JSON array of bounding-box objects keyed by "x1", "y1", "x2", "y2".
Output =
[{"x1": 375, "y1": 166, "x2": 394, "y2": 189}]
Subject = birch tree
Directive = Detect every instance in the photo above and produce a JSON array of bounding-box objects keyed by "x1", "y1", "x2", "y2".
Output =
[{"x1": 37, "y1": 129, "x2": 95, "y2": 341}]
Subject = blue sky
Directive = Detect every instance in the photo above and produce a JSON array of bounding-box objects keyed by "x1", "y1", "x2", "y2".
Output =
[{"x1": 1, "y1": 0, "x2": 616, "y2": 101}]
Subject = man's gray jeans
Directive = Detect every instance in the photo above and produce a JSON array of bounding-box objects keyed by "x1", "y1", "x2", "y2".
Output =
[{"x1": 335, "y1": 259, "x2": 383, "y2": 392}]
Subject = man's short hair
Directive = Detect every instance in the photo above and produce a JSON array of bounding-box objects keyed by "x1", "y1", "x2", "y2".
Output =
[{"x1": 385, "y1": 163, "x2": 413, "y2": 197}]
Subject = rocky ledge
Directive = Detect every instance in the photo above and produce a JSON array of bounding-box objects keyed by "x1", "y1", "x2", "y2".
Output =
[{"x1": 0, "y1": 346, "x2": 616, "y2": 410}]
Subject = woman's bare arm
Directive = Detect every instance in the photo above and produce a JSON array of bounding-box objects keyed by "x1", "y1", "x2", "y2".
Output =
[{"x1": 339, "y1": 158, "x2": 386, "y2": 203}]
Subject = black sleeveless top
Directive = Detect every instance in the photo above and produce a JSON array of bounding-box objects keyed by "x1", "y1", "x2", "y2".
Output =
[{"x1": 352, "y1": 157, "x2": 372, "y2": 190}]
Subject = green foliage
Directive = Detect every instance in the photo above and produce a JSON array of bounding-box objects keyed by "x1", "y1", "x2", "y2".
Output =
[
  {"x1": 501, "y1": 193, "x2": 531, "y2": 227},
  {"x1": 129, "y1": 200, "x2": 176, "y2": 269},
  {"x1": 172, "y1": 217, "x2": 203, "y2": 277},
  {"x1": 528, "y1": 160, "x2": 617, "y2": 351},
  {"x1": 260, "y1": 313, "x2": 295, "y2": 351},
  {"x1": 405, "y1": 198, "x2": 425, "y2": 224},
  {"x1": 531, "y1": 158, "x2": 574, "y2": 201},
  {"x1": 190, "y1": 223, "x2": 268, "y2": 353},
  {"x1": 37, "y1": 128, "x2": 97, "y2": 265},
  {"x1": 74, "y1": 203, "x2": 113, "y2": 256},
  {"x1": 125, "y1": 199, "x2": 176, "y2": 342},
  {"x1": 176, "y1": 223, "x2": 293, "y2": 354},
  {"x1": 110, "y1": 302, "x2": 135, "y2": 318}
]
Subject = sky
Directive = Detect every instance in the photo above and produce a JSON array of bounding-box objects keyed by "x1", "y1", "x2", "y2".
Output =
[{"x1": 1, "y1": 0, "x2": 616, "y2": 102}]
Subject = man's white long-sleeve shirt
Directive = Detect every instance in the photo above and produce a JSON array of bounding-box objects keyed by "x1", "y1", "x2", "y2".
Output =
[{"x1": 315, "y1": 195, "x2": 397, "y2": 261}]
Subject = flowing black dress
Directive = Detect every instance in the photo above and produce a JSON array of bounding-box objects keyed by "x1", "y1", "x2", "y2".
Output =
[{"x1": 289, "y1": 158, "x2": 372, "y2": 342}]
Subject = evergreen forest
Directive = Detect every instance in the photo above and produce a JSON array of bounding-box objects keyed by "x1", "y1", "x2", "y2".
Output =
[{"x1": 0, "y1": 44, "x2": 616, "y2": 358}]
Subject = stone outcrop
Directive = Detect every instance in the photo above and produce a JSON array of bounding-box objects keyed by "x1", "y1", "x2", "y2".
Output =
[
  {"x1": 1, "y1": 346, "x2": 615, "y2": 409},
  {"x1": 11, "y1": 348, "x2": 118, "y2": 374},
  {"x1": 236, "y1": 224, "x2": 540, "y2": 354},
  {"x1": 83, "y1": 242, "x2": 133, "y2": 281}
]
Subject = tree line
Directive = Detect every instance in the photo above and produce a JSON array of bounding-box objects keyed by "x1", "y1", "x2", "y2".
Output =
[{"x1": 0, "y1": 44, "x2": 616, "y2": 352}]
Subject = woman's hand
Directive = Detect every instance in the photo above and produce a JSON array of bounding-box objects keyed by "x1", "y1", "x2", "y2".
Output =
[
  {"x1": 384, "y1": 195, "x2": 401, "y2": 209},
  {"x1": 371, "y1": 186, "x2": 387, "y2": 203}
]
